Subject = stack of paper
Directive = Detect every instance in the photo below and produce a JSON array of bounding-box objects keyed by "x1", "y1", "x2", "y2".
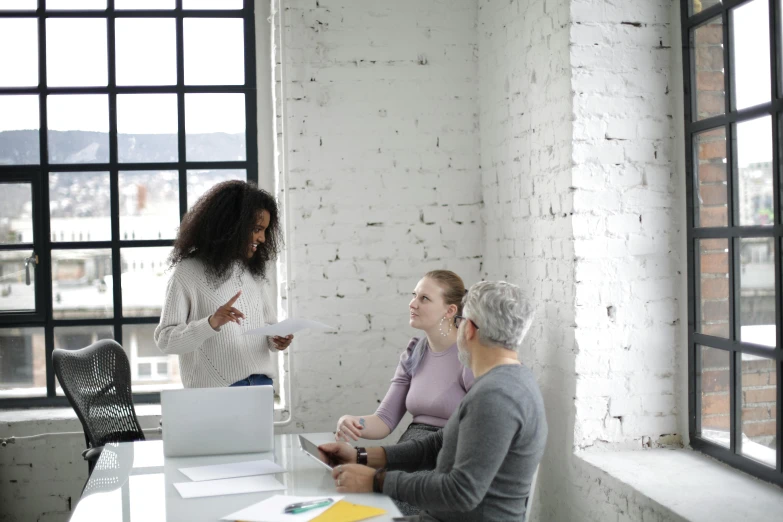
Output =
[
  {"x1": 311, "y1": 500, "x2": 387, "y2": 522},
  {"x1": 221, "y1": 495, "x2": 343, "y2": 522},
  {"x1": 173, "y1": 459, "x2": 286, "y2": 499},
  {"x1": 244, "y1": 318, "x2": 334, "y2": 337},
  {"x1": 221, "y1": 495, "x2": 386, "y2": 522}
]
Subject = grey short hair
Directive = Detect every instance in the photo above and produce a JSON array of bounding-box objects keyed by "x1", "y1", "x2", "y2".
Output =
[{"x1": 463, "y1": 281, "x2": 533, "y2": 351}]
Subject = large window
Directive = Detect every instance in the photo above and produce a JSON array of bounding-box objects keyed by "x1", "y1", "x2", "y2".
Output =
[
  {"x1": 0, "y1": 0, "x2": 259, "y2": 407},
  {"x1": 683, "y1": 0, "x2": 782, "y2": 485}
]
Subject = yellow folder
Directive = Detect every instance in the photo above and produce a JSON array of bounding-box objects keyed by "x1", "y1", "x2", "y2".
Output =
[{"x1": 309, "y1": 500, "x2": 386, "y2": 522}]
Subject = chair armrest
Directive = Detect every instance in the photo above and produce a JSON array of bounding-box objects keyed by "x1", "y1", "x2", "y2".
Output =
[{"x1": 82, "y1": 446, "x2": 104, "y2": 463}]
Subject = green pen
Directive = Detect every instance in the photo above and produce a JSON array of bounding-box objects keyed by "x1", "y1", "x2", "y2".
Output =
[{"x1": 283, "y1": 497, "x2": 334, "y2": 514}]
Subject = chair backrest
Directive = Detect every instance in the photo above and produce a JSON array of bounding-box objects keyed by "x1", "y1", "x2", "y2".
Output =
[
  {"x1": 523, "y1": 463, "x2": 541, "y2": 522},
  {"x1": 53, "y1": 340, "x2": 145, "y2": 450}
]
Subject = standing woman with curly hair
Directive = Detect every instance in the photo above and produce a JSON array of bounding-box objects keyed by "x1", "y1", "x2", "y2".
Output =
[{"x1": 154, "y1": 180, "x2": 293, "y2": 388}]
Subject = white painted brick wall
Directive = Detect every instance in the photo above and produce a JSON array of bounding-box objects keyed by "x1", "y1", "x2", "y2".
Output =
[
  {"x1": 275, "y1": 0, "x2": 483, "y2": 437},
  {"x1": 3, "y1": 1, "x2": 690, "y2": 521},
  {"x1": 479, "y1": 0, "x2": 684, "y2": 520},
  {"x1": 478, "y1": 1, "x2": 576, "y2": 520},
  {"x1": 570, "y1": 0, "x2": 682, "y2": 452}
]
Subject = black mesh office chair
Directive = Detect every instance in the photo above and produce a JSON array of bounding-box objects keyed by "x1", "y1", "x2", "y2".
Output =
[{"x1": 52, "y1": 339, "x2": 145, "y2": 476}]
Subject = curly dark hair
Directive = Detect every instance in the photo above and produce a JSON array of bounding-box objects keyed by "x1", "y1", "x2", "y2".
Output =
[{"x1": 169, "y1": 180, "x2": 282, "y2": 281}]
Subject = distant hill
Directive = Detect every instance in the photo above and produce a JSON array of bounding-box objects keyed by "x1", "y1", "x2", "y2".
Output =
[{"x1": 0, "y1": 130, "x2": 246, "y2": 165}]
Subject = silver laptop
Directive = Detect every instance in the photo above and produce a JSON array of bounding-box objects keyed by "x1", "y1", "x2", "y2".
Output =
[{"x1": 161, "y1": 386, "x2": 274, "y2": 457}]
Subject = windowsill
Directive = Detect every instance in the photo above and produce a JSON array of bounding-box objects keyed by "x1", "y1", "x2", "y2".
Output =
[
  {"x1": 576, "y1": 448, "x2": 783, "y2": 522},
  {"x1": 0, "y1": 404, "x2": 163, "y2": 426},
  {"x1": 0, "y1": 402, "x2": 287, "y2": 427}
]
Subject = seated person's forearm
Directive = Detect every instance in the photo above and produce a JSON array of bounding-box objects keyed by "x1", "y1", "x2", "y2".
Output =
[
  {"x1": 351, "y1": 414, "x2": 391, "y2": 440},
  {"x1": 367, "y1": 447, "x2": 387, "y2": 469}
]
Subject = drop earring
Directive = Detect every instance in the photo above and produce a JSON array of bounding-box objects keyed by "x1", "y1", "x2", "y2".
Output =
[{"x1": 439, "y1": 316, "x2": 452, "y2": 337}]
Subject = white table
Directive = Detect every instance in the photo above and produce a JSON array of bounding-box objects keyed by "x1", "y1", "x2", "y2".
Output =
[{"x1": 70, "y1": 432, "x2": 401, "y2": 522}]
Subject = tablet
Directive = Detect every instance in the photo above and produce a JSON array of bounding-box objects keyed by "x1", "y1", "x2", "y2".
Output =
[{"x1": 298, "y1": 435, "x2": 335, "y2": 470}]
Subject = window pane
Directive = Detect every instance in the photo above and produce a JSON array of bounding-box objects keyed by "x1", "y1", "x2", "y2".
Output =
[
  {"x1": 117, "y1": 94, "x2": 178, "y2": 163},
  {"x1": 47, "y1": 0, "x2": 106, "y2": 9},
  {"x1": 184, "y1": 18, "x2": 245, "y2": 85},
  {"x1": 115, "y1": 19, "x2": 177, "y2": 86},
  {"x1": 54, "y1": 325, "x2": 113, "y2": 351},
  {"x1": 50, "y1": 172, "x2": 111, "y2": 243},
  {"x1": 736, "y1": 116, "x2": 773, "y2": 226},
  {"x1": 0, "y1": 251, "x2": 36, "y2": 313},
  {"x1": 692, "y1": 16, "x2": 725, "y2": 121},
  {"x1": 52, "y1": 249, "x2": 113, "y2": 319},
  {"x1": 119, "y1": 172, "x2": 179, "y2": 240},
  {"x1": 48, "y1": 95, "x2": 109, "y2": 164},
  {"x1": 124, "y1": 324, "x2": 181, "y2": 391},
  {"x1": 187, "y1": 169, "x2": 246, "y2": 208},
  {"x1": 121, "y1": 247, "x2": 172, "y2": 317},
  {"x1": 185, "y1": 94, "x2": 246, "y2": 161},
  {"x1": 738, "y1": 238, "x2": 776, "y2": 347},
  {"x1": 0, "y1": 327, "x2": 46, "y2": 399},
  {"x1": 116, "y1": 0, "x2": 175, "y2": 8},
  {"x1": 699, "y1": 345, "x2": 730, "y2": 447},
  {"x1": 0, "y1": 183, "x2": 33, "y2": 244},
  {"x1": 183, "y1": 0, "x2": 243, "y2": 9},
  {"x1": 740, "y1": 354, "x2": 777, "y2": 467},
  {"x1": 0, "y1": 95, "x2": 40, "y2": 165},
  {"x1": 699, "y1": 239, "x2": 730, "y2": 338},
  {"x1": 731, "y1": 0, "x2": 770, "y2": 111},
  {"x1": 695, "y1": 127, "x2": 727, "y2": 227},
  {"x1": 0, "y1": 0, "x2": 38, "y2": 9},
  {"x1": 54, "y1": 325, "x2": 114, "y2": 396},
  {"x1": 0, "y1": 18, "x2": 38, "y2": 87},
  {"x1": 46, "y1": 19, "x2": 107, "y2": 87}
]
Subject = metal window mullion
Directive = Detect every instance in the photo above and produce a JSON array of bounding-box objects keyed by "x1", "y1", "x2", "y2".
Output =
[
  {"x1": 770, "y1": 0, "x2": 783, "y2": 477},
  {"x1": 176, "y1": 3, "x2": 187, "y2": 219},
  {"x1": 107, "y1": 1, "x2": 123, "y2": 348},
  {"x1": 687, "y1": 100, "x2": 783, "y2": 133},
  {"x1": 37, "y1": 2, "x2": 57, "y2": 399},
  {"x1": 244, "y1": 9, "x2": 258, "y2": 186},
  {"x1": 730, "y1": 236, "x2": 741, "y2": 453}
]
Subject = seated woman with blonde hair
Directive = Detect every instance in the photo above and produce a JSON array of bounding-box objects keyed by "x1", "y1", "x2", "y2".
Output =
[{"x1": 334, "y1": 270, "x2": 473, "y2": 516}]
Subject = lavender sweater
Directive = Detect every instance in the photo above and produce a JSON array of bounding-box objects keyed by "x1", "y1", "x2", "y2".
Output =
[{"x1": 375, "y1": 338, "x2": 474, "y2": 431}]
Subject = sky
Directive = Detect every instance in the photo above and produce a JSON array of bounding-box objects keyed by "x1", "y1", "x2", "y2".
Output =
[
  {"x1": 0, "y1": 0, "x2": 774, "y2": 147},
  {"x1": 0, "y1": 8, "x2": 246, "y2": 134}
]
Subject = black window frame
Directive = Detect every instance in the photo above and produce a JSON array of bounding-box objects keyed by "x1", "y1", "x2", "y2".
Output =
[
  {"x1": 0, "y1": 0, "x2": 259, "y2": 408},
  {"x1": 682, "y1": 0, "x2": 783, "y2": 486}
]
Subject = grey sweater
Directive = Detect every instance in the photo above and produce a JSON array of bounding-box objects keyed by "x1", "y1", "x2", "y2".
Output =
[{"x1": 382, "y1": 364, "x2": 547, "y2": 522}]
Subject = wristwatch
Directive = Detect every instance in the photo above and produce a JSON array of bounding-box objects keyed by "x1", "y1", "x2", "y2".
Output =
[
  {"x1": 373, "y1": 467, "x2": 387, "y2": 493},
  {"x1": 356, "y1": 446, "x2": 368, "y2": 465}
]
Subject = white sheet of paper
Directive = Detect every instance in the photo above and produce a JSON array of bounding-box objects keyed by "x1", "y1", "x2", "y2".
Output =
[
  {"x1": 221, "y1": 495, "x2": 344, "y2": 522},
  {"x1": 178, "y1": 459, "x2": 285, "y2": 482},
  {"x1": 173, "y1": 475, "x2": 286, "y2": 499},
  {"x1": 243, "y1": 318, "x2": 334, "y2": 337}
]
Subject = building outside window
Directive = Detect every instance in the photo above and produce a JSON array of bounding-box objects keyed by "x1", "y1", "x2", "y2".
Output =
[
  {"x1": 683, "y1": 0, "x2": 782, "y2": 485},
  {"x1": 0, "y1": 0, "x2": 259, "y2": 407}
]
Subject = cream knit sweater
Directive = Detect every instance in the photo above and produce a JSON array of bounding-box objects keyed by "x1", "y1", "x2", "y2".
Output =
[{"x1": 154, "y1": 258, "x2": 278, "y2": 388}]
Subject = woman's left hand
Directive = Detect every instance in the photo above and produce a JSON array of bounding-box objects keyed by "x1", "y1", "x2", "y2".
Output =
[
  {"x1": 271, "y1": 334, "x2": 293, "y2": 350},
  {"x1": 332, "y1": 464, "x2": 375, "y2": 493}
]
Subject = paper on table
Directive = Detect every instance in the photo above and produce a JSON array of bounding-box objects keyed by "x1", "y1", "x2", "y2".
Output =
[
  {"x1": 310, "y1": 500, "x2": 387, "y2": 522},
  {"x1": 244, "y1": 318, "x2": 334, "y2": 337},
  {"x1": 221, "y1": 495, "x2": 345, "y2": 522},
  {"x1": 173, "y1": 475, "x2": 286, "y2": 499},
  {"x1": 179, "y1": 459, "x2": 285, "y2": 482}
]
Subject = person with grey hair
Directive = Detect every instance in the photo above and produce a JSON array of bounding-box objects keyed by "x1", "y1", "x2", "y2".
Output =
[{"x1": 319, "y1": 280, "x2": 548, "y2": 522}]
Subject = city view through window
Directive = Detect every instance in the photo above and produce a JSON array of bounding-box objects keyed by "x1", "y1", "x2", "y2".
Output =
[{"x1": 0, "y1": 1, "x2": 257, "y2": 403}]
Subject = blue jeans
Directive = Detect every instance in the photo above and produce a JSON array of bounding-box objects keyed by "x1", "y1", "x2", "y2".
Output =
[{"x1": 230, "y1": 374, "x2": 273, "y2": 387}]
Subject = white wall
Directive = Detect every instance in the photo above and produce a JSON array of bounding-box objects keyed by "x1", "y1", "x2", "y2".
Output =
[
  {"x1": 477, "y1": 0, "x2": 576, "y2": 520},
  {"x1": 479, "y1": 0, "x2": 685, "y2": 520},
  {"x1": 2, "y1": 1, "x2": 694, "y2": 521},
  {"x1": 274, "y1": 0, "x2": 483, "y2": 435}
]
